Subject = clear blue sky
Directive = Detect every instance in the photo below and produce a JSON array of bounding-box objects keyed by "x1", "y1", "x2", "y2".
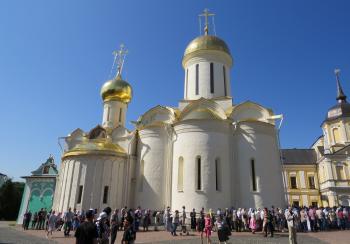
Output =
[{"x1": 1, "y1": 0, "x2": 350, "y2": 181}]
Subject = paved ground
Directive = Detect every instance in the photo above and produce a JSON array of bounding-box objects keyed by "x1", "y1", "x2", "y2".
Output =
[
  {"x1": 0, "y1": 222, "x2": 55, "y2": 244},
  {"x1": 1, "y1": 222, "x2": 349, "y2": 244}
]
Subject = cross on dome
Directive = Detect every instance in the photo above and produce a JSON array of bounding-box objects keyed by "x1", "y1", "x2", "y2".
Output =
[
  {"x1": 112, "y1": 43, "x2": 128, "y2": 78},
  {"x1": 199, "y1": 8, "x2": 215, "y2": 35}
]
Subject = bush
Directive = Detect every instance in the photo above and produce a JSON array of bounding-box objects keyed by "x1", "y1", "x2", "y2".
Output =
[{"x1": 0, "y1": 179, "x2": 24, "y2": 220}]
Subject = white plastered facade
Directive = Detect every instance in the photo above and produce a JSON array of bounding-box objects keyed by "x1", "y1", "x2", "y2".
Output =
[{"x1": 53, "y1": 32, "x2": 287, "y2": 213}]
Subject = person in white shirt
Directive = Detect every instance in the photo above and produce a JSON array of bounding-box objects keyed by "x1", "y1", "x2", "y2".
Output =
[
  {"x1": 285, "y1": 206, "x2": 298, "y2": 244},
  {"x1": 46, "y1": 211, "x2": 57, "y2": 239}
]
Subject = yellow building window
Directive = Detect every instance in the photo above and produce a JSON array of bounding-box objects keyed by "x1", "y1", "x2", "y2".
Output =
[
  {"x1": 308, "y1": 176, "x2": 315, "y2": 189},
  {"x1": 290, "y1": 176, "x2": 297, "y2": 189},
  {"x1": 336, "y1": 165, "x2": 345, "y2": 180},
  {"x1": 333, "y1": 128, "x2": 341, "y2": 144}
]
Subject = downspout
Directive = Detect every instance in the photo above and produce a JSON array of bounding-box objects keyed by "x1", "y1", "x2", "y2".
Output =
[{"x1": 231, "y1": 122, "x2": 238, "y2": 207}]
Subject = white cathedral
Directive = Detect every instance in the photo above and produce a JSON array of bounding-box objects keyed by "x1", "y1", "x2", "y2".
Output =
[{"x1": 53, "y1": 10, "x2": 286, "y2": 213}]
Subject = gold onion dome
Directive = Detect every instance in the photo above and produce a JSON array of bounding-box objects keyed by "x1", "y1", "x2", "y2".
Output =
[
  {"x1": 100, "y1": 74, "x2": 133, "y2": 103},
  {"x1": 183, "y1": 35, "x2": 232, "y2": 64}
]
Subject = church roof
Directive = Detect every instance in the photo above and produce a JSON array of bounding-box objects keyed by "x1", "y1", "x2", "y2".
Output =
[
  {"x1": 281, "y1": 149, "x2": 317, "y2": 165},
  {"x1": 325, "y1": 102, "x2": 350, "y2": 122},
  {"x1": 30, "y1": 155, "x2": 58, "y2": 176}
]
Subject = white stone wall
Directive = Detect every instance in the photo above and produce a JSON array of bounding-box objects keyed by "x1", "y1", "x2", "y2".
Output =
[
  {"x1": 53, "y1": 155, "x2": 127, "y2": 213},
  {"x1": 183, "y1": 51, "x2": 232, "y2": 100},
  {"x1": 134, "y1": 126, "x2": 169, "y2": 210},
  {"x1": 171, "y1": 120, "x2": 232, "y2": 211},
  {"x1": 234, "y1": 121, "x2": 285, "y2": 208}
]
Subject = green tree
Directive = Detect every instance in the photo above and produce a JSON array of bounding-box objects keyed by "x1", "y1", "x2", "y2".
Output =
[{"x1": 0, "y1": 179, "x2": 24, "y2": 220}]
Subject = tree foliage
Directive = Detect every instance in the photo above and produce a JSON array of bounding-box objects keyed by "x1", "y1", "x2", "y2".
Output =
[{"x1": 0, "y1": 179, "x2": 24, "y2": 220}]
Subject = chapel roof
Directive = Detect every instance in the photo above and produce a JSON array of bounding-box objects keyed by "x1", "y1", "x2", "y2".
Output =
[
  {"x1": 31, "y1": 155, "x2": 58, "y2": 176},
  {"x1": 281, "y1": 149, "x2": 317, "y2": 165}
]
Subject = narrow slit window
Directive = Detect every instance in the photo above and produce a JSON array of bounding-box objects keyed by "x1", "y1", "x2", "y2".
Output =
[
  {"x1": 195, "y1": 64, "x2": 199, "y2": 95},
  {"x1": 251, "y1": 159, "x2": 257, "y2": 191},
  {"x1": 178, "y1": 157, "x2": 184, "y2": 191},
  {"x1": 223, "y1": 66, "x2": 227, "y2": 96},
  {"x1": 119, "y1": 108, "x2": 122, "y2": 122},
  {"x1": 196, "y1": 157, "x2": 201, "y2": 190},
  {"x1": 210, "y1": 63, "x2": 214, "y2": 93},
  {"x1": 103, "y1": 186, "x2": 109, "y2": 204},
  {"x1": 215, "y1": 158, "x2": 221, "y2": 191},
  {"x1": 185, "y1": 69, "x2": 188, "y2": 98},
  {"x1": 106, "y1": 106, "x2": 110, "y2": 121},
  {"x1": 77, "y1": 185, "x2": 83, "y2": 204}
]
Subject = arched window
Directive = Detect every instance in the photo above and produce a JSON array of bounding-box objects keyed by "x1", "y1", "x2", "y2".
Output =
[
  {"x1": 333, "y1": 128, "x2": 341, "y2": 144},
  {"x1": 103, "y1": 186, "x2": 109, "y2": 204},
  {"x1": 251, "y1": 159, "x2": 257, "y2": 192},
  {"x1": 196, "y1": 156, "x2": 201, "y2": 190},
  {"x1": 215, "y1": 158, "x2": 221, "y2": 191},
  {"x1": 139, "y1": 160, "x2": 144, "y2": 192},
  {"x1": 210, "y1": 63, "x2": 214, "y2": 93},
  {"x1": 77, "y1": 185, "x2": 83, "y2": 204},
  {"x1": 195, "y1": 64, "x2": 199, "y2": 95},
  {"x1": 178, "y1": 157, "x2": 184, "y2": 192},
  {"x1": 119, "y1": 108, "x2": 123, "y2": 122}
]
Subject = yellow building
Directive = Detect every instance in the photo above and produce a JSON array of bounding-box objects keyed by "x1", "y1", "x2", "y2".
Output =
[
  {"x1": 282, "y1": 149, "x2": 321, "y2": 207},
  {"x1": 282, "y1": 70, "x2": 350, "y2": 207}
]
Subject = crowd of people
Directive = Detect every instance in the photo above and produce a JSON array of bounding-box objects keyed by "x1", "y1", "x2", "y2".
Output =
[{"x1": 21, "y1": 205, "x2": 350, "y2": 244}]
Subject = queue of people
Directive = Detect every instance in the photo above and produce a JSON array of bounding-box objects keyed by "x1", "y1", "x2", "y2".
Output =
[{"x1": 21, "y1": 204, "x2": 350, "y2": 244}]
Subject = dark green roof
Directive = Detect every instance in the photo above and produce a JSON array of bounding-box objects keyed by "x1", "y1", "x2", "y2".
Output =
[{"x1": 31, "y1": 155, "x2": 58, "y2": 176}]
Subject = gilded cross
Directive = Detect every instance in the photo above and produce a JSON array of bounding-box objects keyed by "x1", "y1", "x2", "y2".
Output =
[
  {"x1": 199, "y1": 8, "x2": 215, "y2": 35},
  {"x1": 112, "y1": 44, "x2": 128, "y2": 77}
]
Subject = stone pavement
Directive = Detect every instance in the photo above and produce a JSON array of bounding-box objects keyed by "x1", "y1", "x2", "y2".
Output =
[
  {"x1": 0, "y1": 225, "x2": 54, "y2": 244},
  {"x1": 1, "y1": 222, "x2": 350, "y2": 244}
]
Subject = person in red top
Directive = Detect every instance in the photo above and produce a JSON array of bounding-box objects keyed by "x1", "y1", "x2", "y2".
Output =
[
  {"x1": 204, "y1": 213, "x2": 212, "y2": 244},
  {"x1": 337, "y1": 208, "x2": 345, "y2": 230}
]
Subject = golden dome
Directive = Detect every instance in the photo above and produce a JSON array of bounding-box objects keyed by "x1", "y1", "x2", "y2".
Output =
[
  {"x1": 100, "y1": 75, "x2": 133, "y2": 103},
  {"x1": 183, "y1": 35, "x2": 231, "y2": 64}
]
